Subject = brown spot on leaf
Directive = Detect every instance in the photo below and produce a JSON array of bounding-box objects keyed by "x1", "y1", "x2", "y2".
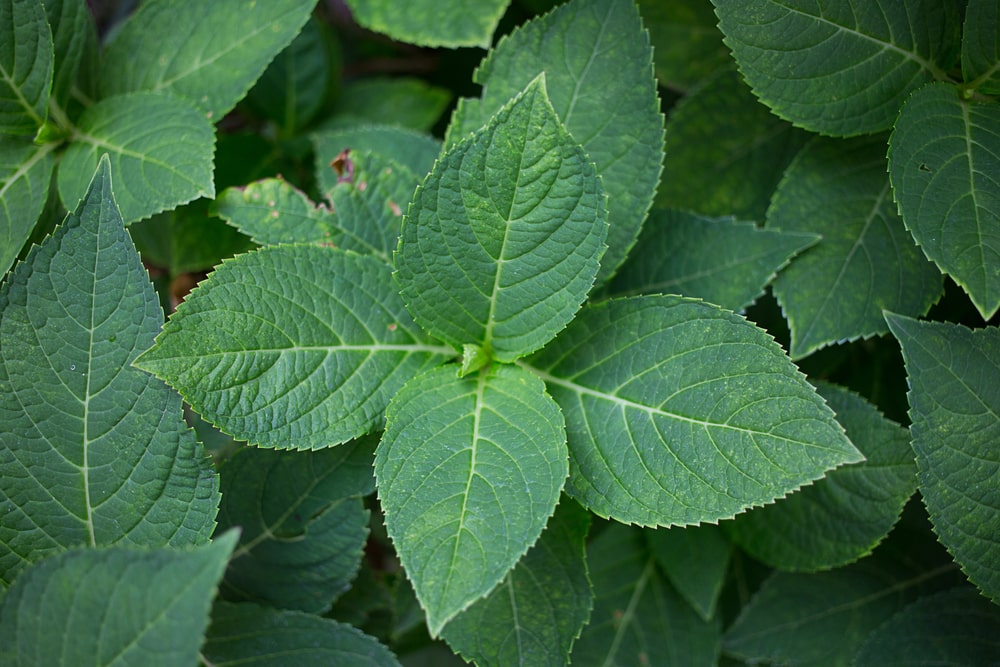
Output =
[{"x1": 332, "y1": 149, "x2": 354, "y2": 184}]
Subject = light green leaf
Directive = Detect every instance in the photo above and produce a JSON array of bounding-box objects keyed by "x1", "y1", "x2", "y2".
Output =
[
  {"x1": 854, "y1": 587, "x2": 1000, "y2": 666},
  {"x1": 607, "y1": 209, "x2": 818, "y2": 312},
  {"x1": 376, "y1": 364, "x2": 568, "y2": 636},
  {"x1": 571, "y1": 524, "x2": 721, "y2": 667},
  {"x1": 726, "y1": 382, "x2": 917, "y2": 572},
  {"x1": 343, "y1": 0, "x2": 508, "y2": 48},
  {"x1": 313, "y1": 125, "x2": 441, "y2": 188},
  {"x1": 885, "y1": 313, "x2": 1000, "y2": 603},
  {"x1": 524, "y1": 295, "x2": 863, "y2": 527},
  {"x1": 888, "y1": 82, "x2": 1000, "y2": 320},
  {"x1": 397, "y1": 76, "x2": 607, "y2": 362},
  {"x1": 57, "y1": 92, "x2": 215, "y2": 224},
  {"x1": 100, "y1": 0, "x2": 316, "y2": 120},
  {"x1": 711, "y1": 0, "x2": 961, "y2": 136},
  {"x1": 962, "y1": 0, "x2": 1000, "y2": 94},
  {"x1": 636, "y1": 0, "x2": 728, "y2": 92},
  {"x1": 448, "y1": 0, "x2": 663, "y2": 284},
  {"x1": 212, "y1": 178, "x2": 338, "y2": 246},
  {"x1": 216, "y1": 438, "x2": 375, "y2": 613},
  {"x1": 646, "y1": 523, "x2": 732, "y2": 621},
  {"x1": 135, "y1": 245, "x2": 452, "y2": 450},
  {"x1": 203, "y1": 601, "x2": 402, "y2": 667},
  {"x1": 0, "y1": 0, "x2": 52, "y2": 135},
  {"x1": 441, "y1": 499, "x2": 593, "y2": 667},
  {"x1": 43, "y1": 0, "x2": 94, "y2": 112},
  {"x1": 0, "y1": 531, "x2": 237, "y2": 667},
  {"x1": 334, "y1": 77, "x2": 451, "y2": 132},
  {"x1": 0, "y1": 138, "x2": 56, "y2": 277},
  {"x1": 0, "y1": 157, "x2": 219, "y2": 588},
  {"x1": 655, "y1": 67, "x2": 810, "y2": 220},
  {"x1": 770, "y1": 134, "x2": 943, "y2": 359}
]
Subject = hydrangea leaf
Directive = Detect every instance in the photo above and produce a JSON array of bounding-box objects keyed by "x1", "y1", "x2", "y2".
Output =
[
  {"x1": 43, "y1": 0, "x2": 95, "y2": 112},
  {"x1": 0, "y1": 0, "x2": 52, "y2": 135},
  {"x1": 333, "y1": 77, "x2": 451, "y2": 132},
  {"x1": 0, "y1": 138, "x2": 56, "y2": 277},
  {"x1": 343, "y1": 0, "x2": 509, "y2": 48},
  {"x1": 525, "y1": 295, "x2": 863, "y2": 527},
  {"x1": 313, "y1": 125, "x2": 441, "y2": 184},
  {"x1": 646, "y1": 523, "x2": 732, "y2": 621},
  {"x1": 962, "y1": 0, "x2": 1000, "y2": 95},
  {"x1": 211, "y1": 177, "x2": 338, "y2": 246},
  {"x1": 636, "y1": 0, "x2": 728, "y2": 92}
]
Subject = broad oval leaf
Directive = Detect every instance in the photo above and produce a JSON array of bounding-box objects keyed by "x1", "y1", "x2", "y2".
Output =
[
  {"x1": 212, "y1": 177, "x2": 338, "y2": 246},
  {"x1": 525, "y1": 295, "x2": 863, "y2": 527},
  {"x1": 376, "y1": 363, "x2": 568, "y2": 636},
  {"x1": 712, "y1": 0, "x2": 961, "y2": 136},
  {"x1": 57, "y1": 92, "x2": 215, "y2": 224},
  {"x1": 135, "y1": 245, "x2": 453, "y2": 450},
  {"x1": 0, "y1": 157, "x2": 220, "y2": 588},
  {"x1": 0, "y1": 0, "x2": 52, "y2": 135},
  {"x1": 344, "y1": 0, "x2": 509, "y2": 48},
  {"x1": 888, "y1": 82, "x2": 1000, "y2": 320},
  {"x1": 397, "y1": 76, "x2": 607, "y2": 362},
  {"x1": 962, "y1": 0, "x2": 1000, "y2": 95},
  {"x1": 0, "y1": 138, "x2": 56, "y2": 277},
  {"x1": 885, "y1": 313, "x2": 1000, "y2": 604}
]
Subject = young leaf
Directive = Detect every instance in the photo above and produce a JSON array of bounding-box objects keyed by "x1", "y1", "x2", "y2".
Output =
[
  {"x1": 0, "y1": 138, "x2": 56, "y2": 277},
  {"x1": 447, "y1": 0, "x2": 663, "y2": 284},
  {"x1": 524, "y1": 295, "x2": 863, "y2": 528},
  {"x1": 0, "y1": 531, "x2": 238, "y2": 667},
  {"x1": 770, "y1": 134, "x2": 943, "y2": 359},
  {"x1": 135, "y1": 245, "x2": 453, "y2": 450},
  {"x1": 313, "y1": 125, "x2": 441, "y2": 185},
  {"x1": 440, "y1": 500, "x2": 593, "y2": 667},
  {"x1": 962, "y1": 0, "x2": 1000, "y2": 95},
  {"x1": 343, "y1": 0, "x2": 509, "y2": 48},
  {"x1": 0, "y1": 0, "x2": 52, "y2": 135},
  {"x1": 712, "y1": 0, "x2": 961, "y2": 136},
  {"x1": 0, "y1": 156, "x2": 219, "y2": 588},
  {"x1": 396, "y1": 76, "x2": 607, "y2": 362},
  {"x1": 100, "y1": 0, "x2": 317, "y2": 120},
  {"x1": 885, "y1": 313, "x2": 1000, "y2": 604},
  {"x1": 57, "y1": 92, "x2": 215, "y2": 224},
  {"x1": 646, "y1": 523, "x2": 732, "y2": 621},
  {"x1": 376, "y1": 364, "x2": 568, "y2": 636},
  {"x1": 212, "y1": 177, "x2": 338, "y2": 246},
  {"x1": 888, "y1": 82, "x2": 1000, "y2": 320}
]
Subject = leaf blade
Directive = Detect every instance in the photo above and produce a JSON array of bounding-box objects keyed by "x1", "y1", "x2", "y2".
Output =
[{"x1": 0, "y1": 0, "x2": 52, "y2": 135}]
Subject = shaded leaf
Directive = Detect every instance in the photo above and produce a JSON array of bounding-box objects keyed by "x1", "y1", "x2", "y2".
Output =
[
  {"x1": 636, "y1": 0, "x2": 728, "y2": 92},
  {"x1": 344, "y1": 0, "x2": 509, "y2": 48},
  {"x1": 0, "y1": 138, "x2": 56, "y2": 276},
  {"x1": 962, "y1": 0, "x2": 1000, "y2": 94},
  {"x1": 334, "y1": 77, "x2": 451, "y2": 132},
  {"x1": 646, "y1": 523, "x2": 732, "y2": 621},
  {"x1": 313, "y1": 125, "x2": 441, "y2": 187},
  {"x1": 212, "y1": 177, "x2": 338, "y2": 246},
  {"x1": 42, "y1": 0, "x2": 94, "y2": 111},
  {"x1": 0, "y1": 0, "x2": 52, "y2": 135}
]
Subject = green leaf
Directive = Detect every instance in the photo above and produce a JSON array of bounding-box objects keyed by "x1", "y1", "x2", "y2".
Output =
[
  {"x1": 711, "y1": 0, "x2": 961, "y2": 136},
  {"x1": 885, "y1": 313, "x2": 1000, "y2": 604},
  {"x1": 0, "y1": 0, "x2": 52, "y2": 135},
  {"x1": 203, "y1": 601, "x2": 402, "y2": 667},
  {"x1": 100, "y1": 0, "x2": 317, "y2": 120},
  {"x1": 962, "y1": 0, "x2": 1000, "y2": 94},
  {"x1": 655, "y1": 67, "x2": 810, "y2": 220},
  {"x1": 888, "y1": 82, "x2": 1000, "y2": 320},
  {"x1": 343, "y1": 0, "x2": 509, "y2": 48},
  {"x1": 212, "y1": 177, "x2": 338, "y2": 246},
  {"x1": 376, "y1": 364, "x2": 568, "y2": 636},
  {"x1": 135, "y1": 245, "x2": 452, "y2": 450},
  {"x1": 216, "y1": 438, "x2": 376, "y2": 613},
  {"x1": 853, "y1": 587, "x2": 1000, "y2": 666},
  {"x1": 726, "y1": 382, "x2": 917, "y2": 572},
  {"x1": 0, "y1": 157, "x2": 219, "y2": 588},
  {"x1": 770, "y1": 134, "x2": 943, "y2": 359},
  {"x1": 313, "y1": 125, "x2": 441, "y2": 186},
  {"x1": 334, "y1": 77, "x2": 451, "y2": 132},
  {"x1": 636, "y1": 0, "x2": 728, "y2": 92},
  {"x1": 607, "y1": 209, "x2": 818, "y2": 312},
  {"x1": 448, "y1": 0, "x2": 663, "y2": 284},
  {"x1": 397, "y1": 76, "x2": 607, "y2": 362},
  {"x1": 0, "y1": 531, "x2": 237, "y2": 667},
  {"x1": 130, "y1": 206, "x2": 255, "y2": 276},
  {"x1": 43, "y1": 0, "x2": 94, "y2": 112},
  {"x1": 57, "y1": 92, "x2": 215, "y2": 224},
  {"x1": 440, "y1": 500, "x2": 593, "y2": 667},
  {"x1": 0, "y1": 138, "x2": 56, "y2": 277},
  {"x1": 571, "y1": 524, "x2": 721, "y2": 667},
  {"x1": 525, "y1": 295, "x2": 863, "y2": 527},
  {"x1": 646, "y1": 523, "x2": 732, "y2": 621}
]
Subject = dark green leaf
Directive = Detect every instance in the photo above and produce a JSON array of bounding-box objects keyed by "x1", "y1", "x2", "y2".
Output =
[
  {"x1": 0, "y1": 0, "x2": 52, "y2": 135},
  {"x1": 636, "y1": 0, "x2": 728, "y2": 92},
  {"x1": 42, "y1": 0, "x2": 94, "y2": 112},
  {"x1": 333, "y1": 77, "x2": 451, "y2": 132},
  {"x1": 962, "y1": 0, "x2": 1000, "y2": 94},
  {"x1": 0, "y1": 138, "x2": 56, "y2": 276},
  {"x1": 343, "y1": 0, "x2": 509, "y2": 48},
  {"x1": 646, "y1": 523, "x2": 732, "y2": 621}
]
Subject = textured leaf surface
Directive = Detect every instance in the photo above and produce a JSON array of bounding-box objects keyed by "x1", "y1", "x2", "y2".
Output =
[
  {"x1": 376, "y1": 364, "x2": 568, "y2": 636},
  {"x1": 135, "y1": 245, "x2": 452, "y2": 450},
  {"x1": 212, "y1": 178, "x2": 338, "y2": 246},
  {"x1": 0, "y1": 158, "x2": 219, "y2": 588},
  {"x1": 571, "y1": 524, "x2": 720, "y2": 667},
  {"x1": 886, "y1": 313, "x2": 1000, "y2": 603},
  {"x1": 313, "y1": 125, "x2": 441, "y2": 185},
  {"x1": 203, "y1": 601, "x2": 402, "y2": 667},
  {"x1": 770, "y1": 135, "x2": 942, "y2": 359},
  {"x1": 334, "y1": 77, "x2": 451, "y2": 132},
  {"x1": 344, "y1": 0, "x2": 508, "y2": 48},
  {"x1": 397, "y1": 77, "x2": 606, "y2": 362},
  {"x1": 646, "y1": 523, "x2": 731, "y2": 620},
  {"x1": 888, "y1": 82, "x2": 1000, "y2": 319},
  {"x1": 727, "y1": 382, "x2": 916, "y2": 571},
  {"x1": 43, "y1": 0, "x2": 95, "y2": 111},
  {"x1": 712, "y1": 0, "x2": 960, "y2": 136},
  {"x1": 448, "y1": 0, "x2": 663, "y2": 284},
  {"x1": 526, "y1": 296, "x2": 862, "y2": 527},
  {"x1": 0, "y1": 531, "x2": 237, "y2": 667},
  {"x1": 100, "y1": 0, "x2": 316, "y2": 119},
  {"x1": 441, "y1": 500, "x2": 593, "y2": 667},
  {"x1": 608, "y1": 209, "x2": 818, "y2": 312},
  {"x1": 962, "y1": 0, "x2": 1000, "y2": 94},
  {"x1": 57, "y1": 92, "x2": 215, "y2": 224},
  {"x1": 0, "y1": 138, "x2": 55, "y2": 277},
  {"x1": 0, "y1": 0, "x2": 51, "y2": 135},
  {"x1": 217, "y1": 438, "x2": 376, "y2": 613},
  {"x1": 636, "y1": 0, "x2": 728, "y2": 91}
]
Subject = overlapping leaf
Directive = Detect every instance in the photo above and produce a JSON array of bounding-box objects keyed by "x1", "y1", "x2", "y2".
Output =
[
  {"x1": 525, "y1": 295, "x2": 863, "y2": 527},
  {"x1": 212, "y1": 177, "x2": 338, "y2": 246},
  {"x1": 646, "y1": 523, "x2": 731, "y2": 620},
  {"x1": 0, "y1": 138, "x2": 55, "y2": 276},
  {"x1": 962, "y1": 0, "x2": 1000, "y2": 95},
  {"x1": 333, "y1": 77, "x2": 451, "y2": 132},
  {"x1": 135, "y1": 245, "x2": 453, "y2": 450},
  {"x1": 376, "y1": 364, "x2": 568, "y2": 636},
  {"x1": 0, "y1": 0, "x2": 52, "y2": 135},
  {"x1": 636, "y1": 0, "x2": 728, "y2": 92},
  {"x1": 313, "y1": 125, "x2": 441, "y2": 185},
  {"x1": 344, "y1": 0, "x2": 508, "y2": 48},
  {"x1": 43, "y1": 0, "x2": 95, "y2": 112}
]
